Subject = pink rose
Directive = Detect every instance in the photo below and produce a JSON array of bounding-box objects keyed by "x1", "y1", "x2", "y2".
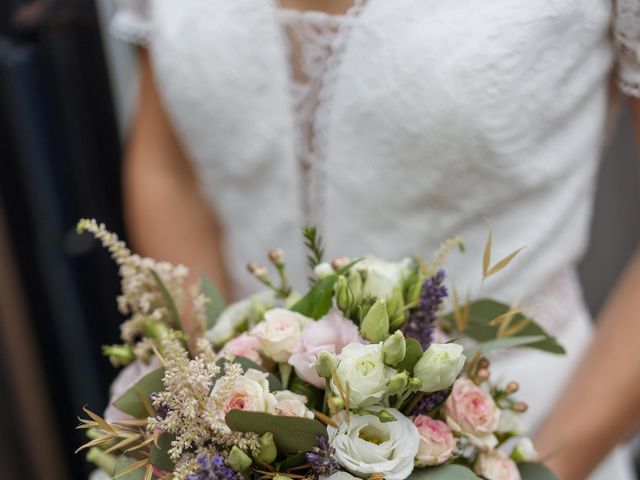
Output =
[
  {"x1": 288, "y1": 312, "x2": 366, "y2": 388},
  {"x1": 474, "y1": 450, "x2": 521, "y2": 480},
  {"x1": 443, "y1": 378, "x2": 500, "y2": 449},
  {"x1": 104, "y1": 357, "x2": 162, "y2": 422},
  {"x1": 223, "y1": 333, "x2": 263, "y2": 365},
  {"x1": 413, "y1": 415, "x2": 457, "y2": 466}
]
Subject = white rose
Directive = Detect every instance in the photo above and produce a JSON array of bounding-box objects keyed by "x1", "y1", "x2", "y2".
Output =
[
  {"x1": 212, "y1": 368, "x2": 277, "y2": 417},
  {"x1": 498, "y1": 410, "x2": 527, "y2": 436},
  {"x1": 275, "y1": 390, "x2": 314, "y2": 419},
  {"x1": 331, "y1": 343, "x2": 394, "y2": 408},
  {"x1": 205, "y1": 290, "x2": 276, "y2": 347},
  {"x1": 251, "y1": 308, "x2": 312, "y2": 362},
  {"x1": 328, "y1": 408, "x2": 420, "y2": 480},
  {"x1": 474, "y1": 450, "x2": 521, "y2": 480},
  {"x1": 356, "y1": 256, "x2": 413, "y2": 299},
  {"x1": 413, "y1": 343, "x2": 466, "y2": 393}
]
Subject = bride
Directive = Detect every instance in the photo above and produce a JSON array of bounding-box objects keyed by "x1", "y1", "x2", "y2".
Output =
[{"x1": 110, "y1": 0, "x2": 640, "y2": 478}]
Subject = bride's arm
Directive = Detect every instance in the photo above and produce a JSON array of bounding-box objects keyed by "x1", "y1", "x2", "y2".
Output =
[
  {"x1": 123, "y1": 50, "x2": 232, "y2": 301},
  {"x1": 534, "y1": 100, "x2": 640, "y2": 479}
]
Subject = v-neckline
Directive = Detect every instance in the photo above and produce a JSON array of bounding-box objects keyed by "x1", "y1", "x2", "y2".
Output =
[{"x1": 268, "y1": 0, "x2": 372, "y2": 229}]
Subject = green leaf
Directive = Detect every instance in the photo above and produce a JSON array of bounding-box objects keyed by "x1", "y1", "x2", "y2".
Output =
[
  {"x1": 149, "y1": 434, "x2": 175, "y2": 472},
  {"x1": 396, "y1": 338, "x2": 423, "y2": 373},
  {"x1": 444, "y1": 299, "x2": 565, "y2": 355},
  {"x1": 519, "y1": 462, "x2": 560, "y2": 480},
  {"x1": 410, "y1": 464, "x2": 482, "y2": 479},
  {"x1": 113, "y1": 368, "x2": 165, "y2": 419},
  {"x1": 200, "y1": 272, "x2": 226, "y2": 329},
  {"x1": 277, "y1": 452, "x2": 308, "y2": 471},
  {"x1": 225, "y1": 410, "x2": 326, "y2": 455},
  {"x1": 465, "y1": 335, "x2": 547, "y2": 356},
  {"x1": 290, "y1": 274, "x2": 337, "y2": 319},
  {"x1": 150, "y1": 269, "x2": 183, "y2": 331},
  {"x1": 114, "y1": 457, "x2": 146, "y2": 480},
  {"x1": 213, "y1": 356, "x2": 282, "y2": 392},
  {"x1": 289, "y1": 376, "x2": 324, "y2": 411}
]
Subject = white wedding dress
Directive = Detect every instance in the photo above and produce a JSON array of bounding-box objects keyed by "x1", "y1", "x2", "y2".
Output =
[{"x1": 109, "y1": 1, "x2": 640, "y2": 478}]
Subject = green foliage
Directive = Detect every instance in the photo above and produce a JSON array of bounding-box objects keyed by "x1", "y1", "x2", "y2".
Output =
[
  {"x1": 396, "y1": 338, "x2": 423, "y2": 373},
  {"x1": 225, "y1": 410, "x2": 327, "y2": 455},
  {"x1": 290, "y1": 274, "x2": 338, "y2": 319},
  {"x1": 114, "y1": 456, "x2": 147, "y2": 480},
  {"x1": 150, "y1": 269, "x2": 183, "y2": 331},
  {"x1": 464, "y1": 335, "x2": 547, "y2": 356},
  {"x1": 289, "y1": 376, "x2": 324, "y2": 411},
  {"x1": 113, "y1": 368, "x2": 165, "y2": 419},
  {"x1": 303, "y1": 226, "x2": 325, "y2": 274},
  {"x1": 149, "y1": 434, "x2": 175, "y2": 472},
  {"x1": 200, "y1": 272, "x2": 227, "y2": 329},
  {"x1": 443, "y1": 299, "x2": 565, "y2": 354},
  {"x1": 519, "y1": 462, "x2": 560, "y2": 479},
  {"x1": 410, "y1": 464, "x2": 481, "y2": 479}
]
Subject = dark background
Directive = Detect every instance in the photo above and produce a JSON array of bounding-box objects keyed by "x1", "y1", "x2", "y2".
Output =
[{"x1": 0, "y1": 1, "x2": 639, "y2": 479}]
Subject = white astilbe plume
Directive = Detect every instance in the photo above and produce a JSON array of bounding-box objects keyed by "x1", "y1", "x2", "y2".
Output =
[
  {"x1": 148, "y1": 337, "x2": 259, "y2": 461},
  {"x1": 77, "y1": 219, "x2": 189, "y2": 343}
]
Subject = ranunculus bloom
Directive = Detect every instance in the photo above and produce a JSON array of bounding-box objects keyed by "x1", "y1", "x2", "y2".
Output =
[
  {"x1": 104, "y1": 357, "x2": 161, "y2": 423},
  {"x1": 289, "y1": 312, "x2": 366, "y2": 388},
  {"x1": 328, "y1": 407, "x2": 420, "y2": 480},
  {"x1": 251, "y1": 308, "x2": 311, "y2": 362},
  {"x1": 413, "y1": 415, "x2": 457, "y2": 466},
  {"x1": 223, "y1": 333, "x2": 263, "y2": 365},
  {"x1": 474, "y1": 450, "x2": 521, "y2": 480},
  {"x1": 331, "y1": 343, "x2": 393, "y2": 408},
  {"x1": 444, "y1": 378, "x2": 501, "y2": 450},
  {"x1": 274, "y1": 390, "x2": 314, "y2": 418},
  {"x1": 212, "y1": 368, "x2": 277, "y2": 417}
]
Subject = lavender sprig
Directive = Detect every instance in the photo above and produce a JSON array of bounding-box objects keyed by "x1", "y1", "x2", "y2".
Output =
[
  {"x1": 187, "y1": 454, "x2": 239, "y2": 480},
  {"x1": 410, "y1": 388, "x2": 452, "y2": 416},
  {"x1": 403, "y1": 269, "x2": 448, "y2": 350},
  {"x1": 306, "y1": 436, "x2": 340, "y2": 479}
]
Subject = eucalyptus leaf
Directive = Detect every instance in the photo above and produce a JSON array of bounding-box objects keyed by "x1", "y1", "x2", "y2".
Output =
[
  {"x1": 519, "y1": 462, "x2": 560, "y2": 480},
  {"x1": 225, "y1": 410, "x2": 326, "y2": 455},
  {"x1": 444, "y1": 299, "x2": 565, "y2": 354},
  {"x1": 150, "y1": 269, "x2": 183, "y2": 331},
  {"x1": 465, "y1": 335, "x2": 547, "y2": 356},
  {"x1": 113, "y1": 368, "x2": 165, "y2": 419},
  {"x1": 277, "y1": 452, "x2": 308, "y2": 471},
  {"x1": 213, "y1": 356, "x2": 282, "y2": 391},
  {"x1": 291, "y1": 274, "x2": 337, "y2": 319},
  {"x1": 396, "y1": 338, "x2": 423, "y2": 373},
  {"x1": 409, "y1": 464, "x2": 482, "y2": 479},
  {"x1": 114, "y1": 456, "x2": 146, "y2": 480},
  {"x1": 200, "y1": 272, "x2": 226, "y2": 329},
  {"x1": 149, "y1": 434, "x2": 175, "y2": 472}
]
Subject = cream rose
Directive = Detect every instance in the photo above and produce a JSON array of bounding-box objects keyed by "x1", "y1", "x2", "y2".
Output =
[
  {"x1": 444, "y1": 378, "x2": 500, "y2": 450},
  {"x1": 212, "y1": 368, "x2": 277, "y2": 417},
  {"x1": 328, "y1": 408, "x2": 420, "y2": 480},
  {"x1": 474, "y1": 450, "x2": 521, "y2": 480},
  {"x1": 251, "y1": 308, "x2": 312, "y2": 362},
  {"x1": 274, "y1": 390, "x2": 314, "y2": 419},
  {"x1": 331, "y1": 343, "x2": 393, "y2": 408},
  {"x1": 413, "y1": 415, "x2": 457, "y2": 466}
]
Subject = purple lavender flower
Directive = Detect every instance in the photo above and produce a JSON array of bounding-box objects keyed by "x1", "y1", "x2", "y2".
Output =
[
  {"x1": 187, "y1": 454, "x2": 239, "y2": 480},
  {"x1": 306, "y1": 436, "x2": 339, "y2": 479},
  {"x1": 403, "y1": 269, "x2": 448, "y2": 350},
  {"x1": 411, "y1": 388, "x2": 452, "y2": 416}
]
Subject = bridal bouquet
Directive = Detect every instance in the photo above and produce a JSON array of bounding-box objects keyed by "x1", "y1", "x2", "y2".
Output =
[{"x1": 77, "y1": 220, "x2": 564, "y2": 480}]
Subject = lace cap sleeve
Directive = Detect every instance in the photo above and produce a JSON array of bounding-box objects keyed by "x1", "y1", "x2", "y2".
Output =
[{"x1": 110, "y1": 0, "x2": 151, "y2": 46}]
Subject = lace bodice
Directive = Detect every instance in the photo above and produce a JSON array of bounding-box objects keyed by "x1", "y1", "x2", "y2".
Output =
[{"x1": 110, "y1": 0, "x2": 639, "y2": 338}]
